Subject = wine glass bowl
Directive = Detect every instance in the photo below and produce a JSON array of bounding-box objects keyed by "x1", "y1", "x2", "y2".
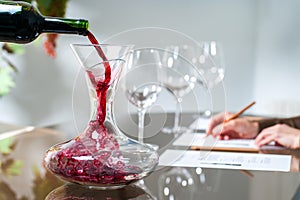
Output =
[
  {"x1": 191, "y1": 41, "x2": 225, "y2": 118},
  {"x1": 196, "y1": 41, "x2": 225, "y2": 90},
  {"x1": 162, "y1": 74, "x2": 195, "y2": 99},
  {"x1": 159, "y1": 45, "x2": 198, "y2": 134},
  {"x1": 126, "y1": 84, "x2": 161, "y2": 109}
]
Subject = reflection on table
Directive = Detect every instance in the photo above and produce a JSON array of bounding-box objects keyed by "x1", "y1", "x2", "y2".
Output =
[
  {"x1": 1, "y1": 113, "x2": 300, "y2": 200},
  {"x1": 46, "y1": 183, "x2": 154, "y2": 200}
]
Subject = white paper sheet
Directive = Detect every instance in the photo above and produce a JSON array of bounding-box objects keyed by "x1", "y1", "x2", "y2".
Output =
[
  {"x1": 159, "y1": 149, "x2": 291, "y2": 172},
  {"x1": 173, "y1": 132, "x2": 285, "y2": 151},
  {"x1": 189, "y1": 117, "x2": 210, "y2": 130}
]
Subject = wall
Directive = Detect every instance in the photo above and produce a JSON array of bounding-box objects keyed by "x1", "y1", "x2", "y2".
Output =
[{"x1": 253, "y1": 0, "x2": 300, "y2": 117}]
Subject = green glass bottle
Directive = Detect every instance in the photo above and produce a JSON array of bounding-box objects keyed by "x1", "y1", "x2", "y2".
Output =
[{"x1": 0, "y1": 1, "x2": 89, "y2": 44}]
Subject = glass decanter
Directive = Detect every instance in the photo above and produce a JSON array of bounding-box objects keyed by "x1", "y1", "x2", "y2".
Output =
[{"x1": 43, "y1": 44, "x2": 159, "y2": 190}]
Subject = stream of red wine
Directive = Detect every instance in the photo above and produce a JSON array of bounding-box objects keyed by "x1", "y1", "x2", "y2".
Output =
[{"x1": 87, "y1": 31, "x2": 111, "y2": 125}]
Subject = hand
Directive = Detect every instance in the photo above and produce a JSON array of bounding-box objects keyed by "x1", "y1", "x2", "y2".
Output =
[
  {"x1": 206, "y1": 112, "x2": 259, "y2": 140},
  {"x1": 255, "y1": 124, "x2": 300, "y2": 149},
  {"x1": 206, "y1": 112, "x2": 229, "y2": 135}
]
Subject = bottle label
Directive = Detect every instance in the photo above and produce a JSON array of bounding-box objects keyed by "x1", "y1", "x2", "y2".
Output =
[{"x1": 0, "y1": 4, "x2": 21, "y2": 14}]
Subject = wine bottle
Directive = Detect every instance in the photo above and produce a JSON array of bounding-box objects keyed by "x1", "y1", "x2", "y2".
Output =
[{"x1": 0, "y1": 1, "x2": 89, "y2": 44}]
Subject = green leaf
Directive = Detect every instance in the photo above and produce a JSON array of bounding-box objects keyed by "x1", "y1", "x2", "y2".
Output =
[
  {"x1": 0, "y1": 138, "x2": 14, "y2": 155},
  {"x1": 0, "y1": 67, "x2": 15, "y2": 97},
  {"x1": 36, "y1": 0, "x2": 69, "y2": 17},
  {"x1": 2, "y1": 159, "x2": 23, "y2": 176},
  {"x1": 4, "y1": 44, "x2": 25, "y2": 55},
  {"x1": 35, "y1": 0, "x2": 52, "y2": 13}
]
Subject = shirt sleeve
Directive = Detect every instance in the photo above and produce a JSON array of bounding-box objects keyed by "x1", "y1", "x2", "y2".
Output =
[{"x1": 257, "y1": 116, "x2": 300, "y2": 132}]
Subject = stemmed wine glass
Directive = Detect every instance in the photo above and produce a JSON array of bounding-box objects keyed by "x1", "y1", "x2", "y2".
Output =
[
  {"x1": 123, "y1": 48, "x2": 162, "y2": 150},
  {"x1": 159, "y1": 45, "x2": 198, "y2": 134},
  {"x1": 195, "y1": 41, "x2": 225, "y2": 117}
]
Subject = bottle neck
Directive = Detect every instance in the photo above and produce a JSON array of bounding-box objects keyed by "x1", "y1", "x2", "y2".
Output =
[{"x1": 42, "y1": 17, "x2": 89, "y2": 36}]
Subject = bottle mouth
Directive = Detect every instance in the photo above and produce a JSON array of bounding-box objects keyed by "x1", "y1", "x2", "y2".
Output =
[
  {"x1": 43, "y1": 17, "x2": 89, "y2": 36},
  {"x1": 76, "y1": 19, "x2": 89, "y2": 36}
]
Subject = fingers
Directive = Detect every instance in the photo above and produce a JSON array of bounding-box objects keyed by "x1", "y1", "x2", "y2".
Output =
[
  {"x1": 254, "y1": 125, "x2": 280, "y2": 147},
  {"x1": 218, "y1": 134, "x2": 230, "y2": 140},
  {"x1": 255, "y1": 125, "x2": 280, "y2": 147},
  {"x1": 206, "y1": 112, "x2": 230, "y2": 135},
  {"x1": 254, "y1": 131, "x2": 275, "y2": 147},
  {"x1": 211, "y1": 120, "x2": 238, "y2": 137},
  {"x1": 254, "y1": 124, "x2": 300, "y2": 149},
  {"x1": 211, "y1": 122, "x2": 242, "y2": 140},
  {"x1": 211, "y1": 118, "x2": 258, "y2": 139}
]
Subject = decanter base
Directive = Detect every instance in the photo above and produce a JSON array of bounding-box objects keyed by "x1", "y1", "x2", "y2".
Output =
[{"x1": 70, "y1": 180, "x2": 138, "y2": 190}]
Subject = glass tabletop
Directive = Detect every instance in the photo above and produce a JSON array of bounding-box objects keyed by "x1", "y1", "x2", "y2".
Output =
[{"x1": 1, "y1": 113, "x2": 300, "y2": 200}]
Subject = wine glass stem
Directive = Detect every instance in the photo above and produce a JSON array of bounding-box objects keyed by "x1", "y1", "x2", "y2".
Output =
[
  {"x1": 174, "y1": 97, "x2": 182, "y2": 131},
  {"x1": 138, "y1": 108, "x2": 146, "y2": 143}
]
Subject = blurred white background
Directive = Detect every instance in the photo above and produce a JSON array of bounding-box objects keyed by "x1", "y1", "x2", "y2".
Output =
[{"x1": 1, "y1": 0, "x2": 300, "y2": 136}]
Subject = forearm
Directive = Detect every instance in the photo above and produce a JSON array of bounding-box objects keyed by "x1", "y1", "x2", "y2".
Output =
[{"x1": 257, "y1": 116, "x2": 300, "y2": 132}]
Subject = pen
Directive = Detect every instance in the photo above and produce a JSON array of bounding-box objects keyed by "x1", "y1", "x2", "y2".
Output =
[{"x1": 224, "y1": 101, "x2": 256, "y2": 122}]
